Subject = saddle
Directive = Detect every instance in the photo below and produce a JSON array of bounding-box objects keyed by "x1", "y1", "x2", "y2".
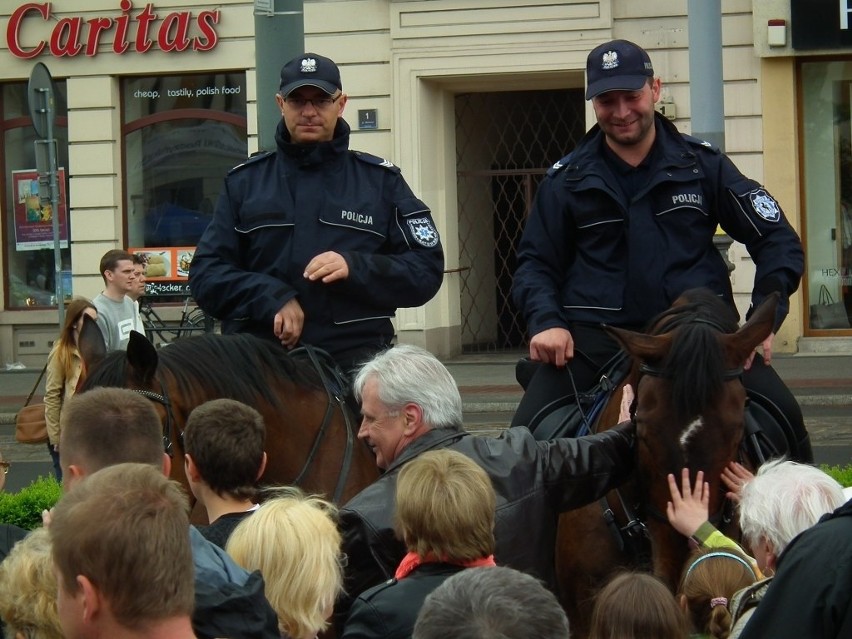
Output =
[{"x1": 520, "y1": 352, "x2": 630, "y2": 441}]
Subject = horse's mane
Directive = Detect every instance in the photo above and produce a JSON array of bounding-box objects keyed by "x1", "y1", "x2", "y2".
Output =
[
  {"x1": 645, "y1": 289, "x2": 740, "y2": 421},
  {"x1": 82, "y1": 334, "x2": 324, "y2": 409}
]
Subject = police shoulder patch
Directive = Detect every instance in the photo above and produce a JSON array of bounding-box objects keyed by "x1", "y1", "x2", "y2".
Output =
[
  {"x1": 227, "y1": 150, "x2": 274, "y2": 175},
  {"x1": 406, "y1": 217, "x2": 440, "y2": 248},
  {"x1": 546, "y1": 152, "x2": 574, "y2": 177},
  {"x1": 352, "y1": 151, "x2": 401, "y2": 174},
  {"x1": 748, "y1": 188, "x2": 781, "y2": 223}
]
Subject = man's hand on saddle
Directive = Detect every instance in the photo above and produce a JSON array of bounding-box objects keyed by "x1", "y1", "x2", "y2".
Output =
[
  {"x1": 745, "y1": 332, "x2": 775, "y2": 369},
  {"x1": 721, "y1": 461, "x2": 754, "y2": 503},
  {"x1": 304, "y1": 251, "x2": 350, "y2": 284},
  {"x1": 529, "y1": 327, "x2": 574, "y2": 367},
  {"x1": 666, "y1": 468, "x2": 710, "y2": 539},
  {"x1": 274, "y1": 298, "x2": 305, "y2": 349}
]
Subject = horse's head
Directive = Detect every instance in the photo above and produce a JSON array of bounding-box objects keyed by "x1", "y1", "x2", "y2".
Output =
[{"x1": 604, "y1": 290, "x2": 778, "y2": 512}]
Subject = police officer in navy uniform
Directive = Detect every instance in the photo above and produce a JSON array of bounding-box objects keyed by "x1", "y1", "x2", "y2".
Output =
[
  {"x1": 190, "y1": 53, "x2": 444, "y2": 373},
  {"x1": 511, "y1": 40, "x2": 810, "y2": 460}
]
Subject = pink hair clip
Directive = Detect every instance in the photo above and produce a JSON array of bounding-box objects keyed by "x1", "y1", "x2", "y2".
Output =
[{"x1": 710, "y1": 597, "x2": 728, "y2": 609}]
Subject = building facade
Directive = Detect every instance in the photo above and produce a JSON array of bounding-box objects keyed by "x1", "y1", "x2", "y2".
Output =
[{"x1": 0, "y1": 0, "x2": 849, "y2": 365}]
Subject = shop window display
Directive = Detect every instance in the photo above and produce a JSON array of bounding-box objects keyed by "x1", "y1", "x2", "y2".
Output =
[
  {"x1": 1, "y1": 81, "x2": 70, "y2": 309},
  {"x1": 801, "y1": 61, "x2": 852, "y2": 330},
  {"x1": 123, "y1": 72, "x2": 247, "y2": 299}
]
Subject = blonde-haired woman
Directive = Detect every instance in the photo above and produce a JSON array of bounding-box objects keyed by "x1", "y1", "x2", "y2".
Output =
[
  {"x1": 342, "y1": 449, "x2": 497, "y2": 639},
  {"x1": 44, "y1": 297, "x2": 97, "y2": 481},
  {"x1": 0, "y1": 527, "x2": 64, "y2": 639},
  {"x1": 226, "y1": 488, "x2": 343, "y2": 639}
]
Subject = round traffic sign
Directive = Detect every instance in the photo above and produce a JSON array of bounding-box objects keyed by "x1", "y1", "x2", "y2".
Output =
[{"x1": 28, "y1": 62, "x2": 56, "y2": 139}]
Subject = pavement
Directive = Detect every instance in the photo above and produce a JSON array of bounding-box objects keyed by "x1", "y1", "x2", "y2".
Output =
[{"x1": 2, "y1": 350, "x2": 851, "y2": 491}]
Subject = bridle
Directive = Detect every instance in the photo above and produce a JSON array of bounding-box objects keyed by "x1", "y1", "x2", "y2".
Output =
[
  {"x1": 637, "y1": 316, "x2": 743, "y2": 381},
  {"x1": 131, "y1": 345, "x2": 357, "y2": 504},
  {"x1": 133, "y1": 379, "x2": 178, "y2": 458},
  {"x1": 602, "y1": 314, "x2": 743, "y2": 567},
  {"x1": 289, "y1": 345, "x2": 356, "y2": 504},
  {"x1": 640, "y1": 361, "x2": 744, "y2": 382}
]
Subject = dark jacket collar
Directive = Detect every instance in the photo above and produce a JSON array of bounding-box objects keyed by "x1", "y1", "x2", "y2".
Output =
[
  {"x1": 384, "y1": 425, "x2": 466, "y2": 474},
  {"x1": 567, "y1": 113, "x2": 696, "y2": 177},
  {"x1": 274, "y1": 118, "x2": 351, "y2": 166}
]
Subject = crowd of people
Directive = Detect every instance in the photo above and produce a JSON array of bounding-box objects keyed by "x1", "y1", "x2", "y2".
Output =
[
  {"x1": 2, "y1": 39, "x2": 850, "y2": 639},
  {"x1": 2, "y1": 375, "x2": 848, "y2": 639}
]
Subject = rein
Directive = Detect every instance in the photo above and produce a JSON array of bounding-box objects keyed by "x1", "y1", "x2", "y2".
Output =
[
  {"x1": 128, "y1": 345, "x2": 357, "y2": 504},
  {"x1": 289, "y1": 345, "x2": 356, "y2": 504}
]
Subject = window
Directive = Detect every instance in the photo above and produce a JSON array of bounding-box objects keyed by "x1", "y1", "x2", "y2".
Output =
[
  {"x1": 122, "y1": 73, "x2": 247, "y2": 296},
  {"x1": 1, "y1": 81, "x2": 70, "y2": 309},
  {"x1": 801, "y1": 61, "x2": 852, "y2": 330}
]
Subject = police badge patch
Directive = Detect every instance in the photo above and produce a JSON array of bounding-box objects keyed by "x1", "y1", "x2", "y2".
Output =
[
  {"x1": 748, "y1": 189, "x2": 781, "y2": 223},
  {"x1": 407, "y1": 217, "x2": 440, "y2": 247}
]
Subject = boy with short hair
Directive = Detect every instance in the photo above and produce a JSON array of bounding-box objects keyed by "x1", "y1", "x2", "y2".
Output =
[{"x1": 184, "y1": 398, "x2": 267, "y2": 548}]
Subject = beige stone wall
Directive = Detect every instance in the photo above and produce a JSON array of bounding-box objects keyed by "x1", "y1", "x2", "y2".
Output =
[
  {"x1": 301, "y1": 0, "x2": 777, "y2": 354},
  {"x1": 0, "y1": 0, "x2": 810, "y2": 359},
  {"x1": 0, "y1": 1, "x2": 256, "y2": 362}
]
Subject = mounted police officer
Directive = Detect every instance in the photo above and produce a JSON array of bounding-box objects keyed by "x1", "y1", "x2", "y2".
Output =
[
  {"x1": 511, "y1": 40, "x2": 810, "y2": 461},
  {"x1": 190, "y1": 53, "x2": 444, "y2": 374}
]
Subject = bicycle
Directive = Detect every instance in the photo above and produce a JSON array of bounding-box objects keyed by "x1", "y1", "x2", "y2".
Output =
[{"x1": 139, "y1": 295, "x2": 216, "y2": 347}]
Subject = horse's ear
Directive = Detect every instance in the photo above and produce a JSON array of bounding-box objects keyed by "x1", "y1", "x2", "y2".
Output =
[
  {"x1": 604, "y1": 325, "x2": 674, "y2": 361},
  {"x1": 78, "y1": 315, "x2": 106, "y2": 371},
  {"x1": 127, "y1": 330, "x2": 158, "y2": 383},
  {"x1": 724, "y1": 292, "x2": 779, "y2": 364}
]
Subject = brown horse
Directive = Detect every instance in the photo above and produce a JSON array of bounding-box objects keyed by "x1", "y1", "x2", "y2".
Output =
[
  {"x1": 555, "y1": 289, "x2": 778, "y2": 638},
  {"x1": 77, "y1": 323, "x2": 380, "y2": 506}
]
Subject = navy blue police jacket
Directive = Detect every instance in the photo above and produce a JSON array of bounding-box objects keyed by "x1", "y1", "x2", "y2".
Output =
[
  {"x1": 189, "y1": 119, "x2": 444, "y2": 360},
  {"x1": 512, "y1": 113, "x2": 804, "y2": 336}
]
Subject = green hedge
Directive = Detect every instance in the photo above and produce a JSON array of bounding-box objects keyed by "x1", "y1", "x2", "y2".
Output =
[
  {"x1": 0, "y1": 476, "x2": 61, "y2": 530},
  {"x1": 1, "y1": 465, "x2": 849, "y2": 533},
  {"x1": 821, "y1": 464, "x2": 852, "y2": 489}
]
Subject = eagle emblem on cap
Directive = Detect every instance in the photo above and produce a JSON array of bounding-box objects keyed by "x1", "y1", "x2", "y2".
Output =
[
  {"x1": 602, "y1": 50, "x2": 619, "y2": 70},
  {"x1": 300, "y1": 58, "x2": 317, "y2": 73}
]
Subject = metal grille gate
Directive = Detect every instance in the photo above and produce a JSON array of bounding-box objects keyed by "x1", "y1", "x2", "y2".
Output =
[{"x1": 455, "y1": 88, "x2": 586, "y2": 352}]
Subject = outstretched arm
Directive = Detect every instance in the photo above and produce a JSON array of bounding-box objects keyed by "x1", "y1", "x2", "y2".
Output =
[{"x1": 666, "y1": 468, "x2": 710, "y2": 538}]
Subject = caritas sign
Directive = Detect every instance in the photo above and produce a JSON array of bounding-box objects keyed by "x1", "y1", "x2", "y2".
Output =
[{"x1": 7, "y1": 1, "x2": 220, "y2": 58}]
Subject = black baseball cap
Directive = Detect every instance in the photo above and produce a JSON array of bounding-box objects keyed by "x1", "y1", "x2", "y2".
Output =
[
  {"x1": 585, "y1": 39, "x2": 654, "y2": 100},
  {"x1": 279, "y1": 53, "x2": 342, "y2": 97}
]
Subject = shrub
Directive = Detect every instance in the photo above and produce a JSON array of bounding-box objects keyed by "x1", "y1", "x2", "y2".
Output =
[
  {"x1": 0, "y1": 476, "x2": 61, "y2": 530},
  {"x1": 821, "y1": 463, "x2": 852, "y2": 489}
]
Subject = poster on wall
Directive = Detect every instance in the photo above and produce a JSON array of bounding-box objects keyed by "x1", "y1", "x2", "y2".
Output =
[{"x1": 12, "y1": 169, "x2": 69, "y2": 251}]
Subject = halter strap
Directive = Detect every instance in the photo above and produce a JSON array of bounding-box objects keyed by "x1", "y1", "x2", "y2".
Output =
[
  {"x1": 132, "y1": 382, "x2": 177, "y2": 458},
  {"x1": 288, "y1": 345, "x2": 356, "y2": 504},
  {"x1": 638, "y1": 314, "x2": 743, "y2": 381},
  {"x1": 639, "y1": 362, "x2": 743, "y2": 381}
]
